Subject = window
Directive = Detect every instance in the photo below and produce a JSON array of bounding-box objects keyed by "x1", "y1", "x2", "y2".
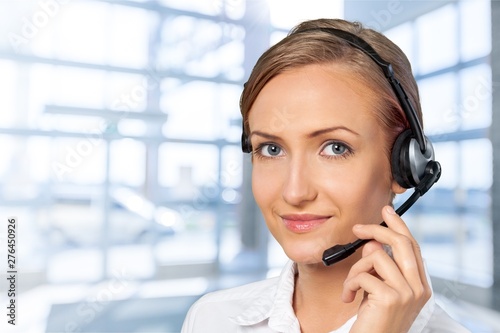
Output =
[
  {"x1": 416, "y1": 4, "x2": 459, "y2": 74},
  {"x1": 0, "y1": 0, "x2": 247, "y2": 285},
  {"x1": 385, "y1": 0, "x2": 492, "y2": 287}
]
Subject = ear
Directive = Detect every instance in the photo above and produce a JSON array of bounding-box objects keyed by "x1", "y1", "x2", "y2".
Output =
[{"x1": 391, "y1": 179, "x2": 407, "y2": 195}]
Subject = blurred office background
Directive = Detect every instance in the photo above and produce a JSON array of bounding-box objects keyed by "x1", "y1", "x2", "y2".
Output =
[{"x1": 0, "y1": 0, "x2": 499, "y2": 332}]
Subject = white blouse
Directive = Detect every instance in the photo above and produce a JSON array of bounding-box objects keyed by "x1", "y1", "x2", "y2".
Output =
[{"x1": 181, "y1": 260, "x2": 471, "y2": 333}]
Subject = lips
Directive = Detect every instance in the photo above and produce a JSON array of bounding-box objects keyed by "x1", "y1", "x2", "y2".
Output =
[{"x1": 281, "y1": 214, "x2": 331, "y2": 233}]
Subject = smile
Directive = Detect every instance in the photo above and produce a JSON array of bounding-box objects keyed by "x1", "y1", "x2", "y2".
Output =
[{"x1": 281, "y1": 214, "x2": 331, "y2": 233}]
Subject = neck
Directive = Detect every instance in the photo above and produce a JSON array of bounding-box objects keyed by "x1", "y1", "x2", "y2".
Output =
[{"x1": 293, "y1": 253, "x2": 363, "y2": 332}]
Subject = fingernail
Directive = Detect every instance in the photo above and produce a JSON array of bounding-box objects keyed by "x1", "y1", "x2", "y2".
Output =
[
  {"x1": 386, "y1": 206, "x2": 397, "y2": 215},
  {"x1": 353, "y1": 224, "x2": 363, "y2": 230}
]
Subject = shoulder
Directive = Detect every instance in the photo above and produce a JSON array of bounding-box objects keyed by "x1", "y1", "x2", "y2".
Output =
[
  {"x1": 425, "y1": 303, "x2": 471, "y2": 333},
  {"x1": 181, "y1": 277, "x2": 279, "y2": 333}
]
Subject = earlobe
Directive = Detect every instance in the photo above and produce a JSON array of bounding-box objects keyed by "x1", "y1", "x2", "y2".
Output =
[{"x1": 391, "y1": 180, "x2": 407, "y2": 195}]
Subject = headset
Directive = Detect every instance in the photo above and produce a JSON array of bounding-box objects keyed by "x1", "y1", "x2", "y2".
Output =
[{"x1": 241, "y1": 27, "x2": 442, "y2": 266}]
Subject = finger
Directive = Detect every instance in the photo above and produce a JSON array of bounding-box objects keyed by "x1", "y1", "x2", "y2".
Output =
[
  {"x1": 361, "y1": 239, "x2": 384, "y2": 257},
  {"x1": 343, "y1": 246, "x2": 412, "y2": 303},
  {"x1": 354, "y1": 207, "x2": 420, "y2": 265},
  {"x1": 353, "y1": 221, "x2": 419, "y2": 275},
  {"x1": 342, "y1": 271, "x2": 396, "y2": 304},
  {"x1": 381, "y1": 206, "x2": 418, "y2": 245},
  {"x1": 352, "y1": 218, "x2": 426, "y2": 293},
  {"x1": 381, "y1": 206, "x2": 429, "y2": 290}
]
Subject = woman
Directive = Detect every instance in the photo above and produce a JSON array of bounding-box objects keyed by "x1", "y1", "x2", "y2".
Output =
[{"x1": 182, "y1": 18, "x2": 470, "y2": 333}]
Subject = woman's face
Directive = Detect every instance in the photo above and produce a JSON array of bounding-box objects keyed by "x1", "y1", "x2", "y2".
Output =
[{"x1": 248, "y1": 64, "x2": 404, "y2": 264}]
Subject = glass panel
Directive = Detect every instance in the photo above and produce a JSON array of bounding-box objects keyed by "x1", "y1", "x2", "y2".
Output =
[
  {"x1": 220, "y1": 145, "x2": 243, "y2": 190},
  {"x1": 0, "y1": 135, "x2": 19, "y2": 181},
  {"x1": 222, "y1": 0, "x2": 246, "y2": 20},
  {"x1": 460, "y1": 139, "x2": 492, "y2": 190},
  {"x1": 416, "y1": 4, "x2": 458, "y2": 74},
  {"x1": 29, "y1": 64, "x2": 55, "y2": 127},
  {"x1": 270, "y1": 30, "x2": 287, "y2": 46},
  {"x1": 159, "y1": 16, "x2": 245, "y2": 80},
  {"x1": 48, "y1": 247, "x2": 103, "y2": 282},
  {"x1": 158, "y1": 143, "x2": 219, "y2": 188},
  {"x1": 52, "y1": 66, "x2": 106, "y2": 108},
  {"x1": 460, "y1": 0, "x2": 491, "y2": 62},
  {"x1": 219, "y1": 83, "x2": 244, "y2": 142},
  {"x1": 108, "y1": 245, "x2": 155, "y2": 279},
  {"x1": 0, "y1": 60, "x2": 18, "y2": 127},
  {"x1": 156, "y1": 142, "x2": 220, "y2": 265},
  {"x1": 384, "y1": 22, "x2": 415, "y2": 73},
  {"x1": 432, "y1": 141, "x2": 459, "y2": 189},
  {"x1": 268, "y1": 0, "x2": 344, "y2": 29},
  {"x1": 219, "y1": 145, "x2": 244, "y2": 266},
  {"x1": 161, "y1": 81, "x2": 229, "y2": 140},
  {"x1": 27, "y1": 136, "x2": 53, "y2": 182},
  {"x1": 459, "y1": 64, "x2": 492, "y2": 130},
  {"x1": 419, "y1": 72, "x2": 458, "y2": 134},
  {"x1": 0, "y1": 2, "x2": 24, "y2": 52},
  {"x1": 0, "y1": 1, "x2": 64, "y2": 54},
  {"x1": 413, "y1": 210, "x2": 492, "y2": 287},
  {"x1": 51, "y1": 137, "x2": 106, "y2": 184},
  {"x1": 154, "y1": 211, "x2": 217, "y2": 264},
  {"x1": 215, "y1": 38, "x2": 245, "y2": 81},
  {"x1": 27, "y1": 0, "x2": 63, "y2": 58},
  {"x1": 105, "y1": 72, "x2": 149, "y2": 112},
  {"x1": 117, "y1": 119, "x2": 148, "y2": 136},
  {"x1": 43, "y1": 115, "x2": 105, "y2": 134},
  {"x1": 1, "y1": 136, "x2": 40, "y2": 201},
  {"x1": 108, "y1": 5, "x2": 152, "y2": 68},
  {"x1": 158, "y1": 0, "x2": 222, "y2": 16},
  {"x1": 168, "y1": 0, "x2": 248, "y2": 19},
  {"x1": 54, "y1": 1, "x2": 110, "y2": 64},
  {"x1": 460, "y1": 211, "x2": 493, "y2": 287},
  {"x1": 159, "y1": 16, "x2": 214, "y2": 71},
  {"x1": 110, "y1": 139, "x2": 146, "y2": 187}
]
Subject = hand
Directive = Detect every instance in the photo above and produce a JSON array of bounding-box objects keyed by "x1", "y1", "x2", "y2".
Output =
[{"x1": 342, "y1": 206, "x2": 432, "y2": 333}]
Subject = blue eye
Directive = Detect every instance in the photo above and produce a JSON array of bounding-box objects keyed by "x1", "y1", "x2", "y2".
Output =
[
  {"x1": 258, "y1": 144, "x2": 283, "y2": 157},
  {"x1": 321, "y1": 142, "x2": 351, "y2": 157}
]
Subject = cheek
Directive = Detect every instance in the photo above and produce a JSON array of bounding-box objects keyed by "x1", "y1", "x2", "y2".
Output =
[
  {"x1": 325, "y1": 158, "x2": 393, "y2": 215},
  {"x1": 251, "y1": 166, "x2": 279, "y2": 212},
  {"x1": 351, "y1": 161, "x2": 393, "y2": 213}
]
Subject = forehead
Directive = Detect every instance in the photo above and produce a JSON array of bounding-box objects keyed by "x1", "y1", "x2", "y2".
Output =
[{"x1": 248, "y1": 64, "x2": 382, "y2": 136}]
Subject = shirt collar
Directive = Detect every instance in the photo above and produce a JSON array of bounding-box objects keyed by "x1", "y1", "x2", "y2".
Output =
[{"x1": 230, "y1": 260, "x2": 300, "y2": 331}]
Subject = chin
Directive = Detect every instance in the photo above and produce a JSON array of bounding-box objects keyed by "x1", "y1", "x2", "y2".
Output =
[{"x1": 282, "y1": 241, "x2": 326, "y2": 265}]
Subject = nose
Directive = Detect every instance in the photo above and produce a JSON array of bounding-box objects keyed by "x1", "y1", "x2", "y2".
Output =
[{"x1": 282, "y1": 157, "x2": 318, "y2": 206}]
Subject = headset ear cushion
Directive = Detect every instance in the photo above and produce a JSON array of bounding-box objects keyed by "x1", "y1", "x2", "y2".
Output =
[
  {"x1": 391, "y1": 129, "x2": 414, "y2": 189},
  {"x1": 241, "y1": 131, "x2": 252, "y2": 153}
]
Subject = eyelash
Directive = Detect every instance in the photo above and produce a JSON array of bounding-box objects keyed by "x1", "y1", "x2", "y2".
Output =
[
  {"x1": 253, "y1": 142, "x2": 284, "y2": 160},
  {"x1": 252, "y1": 141, "x2": 354, "y2": 160},
  {"x1": 320, "y1": 140, "x2": 354, "y2": 160}
]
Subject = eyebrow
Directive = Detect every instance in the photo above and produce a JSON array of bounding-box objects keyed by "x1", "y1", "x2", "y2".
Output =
[
  {"x1": 250, "y1": 126, "x2": 360, "y2": 141},
  {"x1": 307, "y1": 126, "x2": 360, "y2": 138}
]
